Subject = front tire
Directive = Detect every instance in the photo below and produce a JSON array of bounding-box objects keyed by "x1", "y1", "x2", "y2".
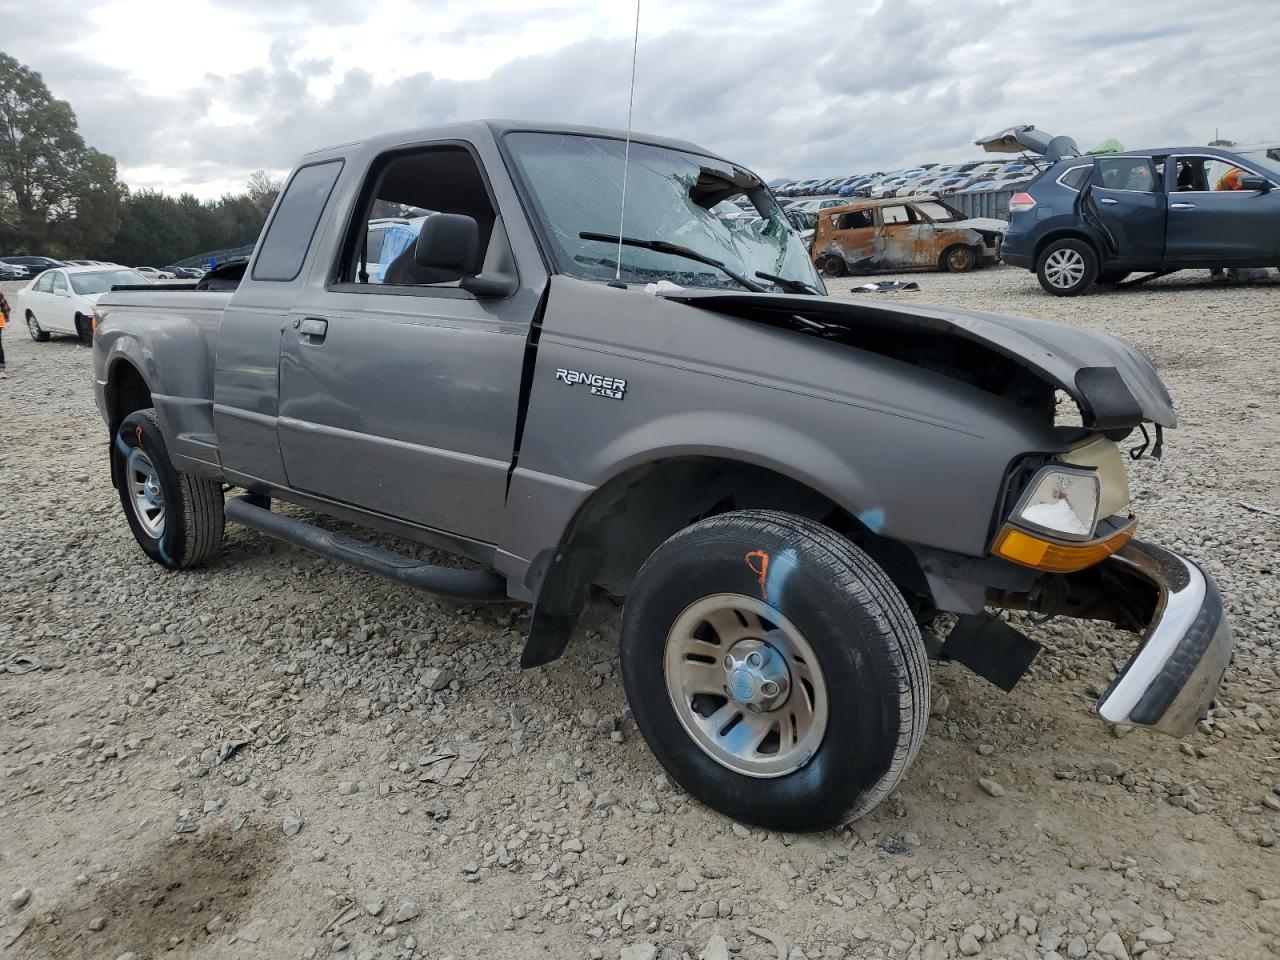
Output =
[
  {"x1": 113, "y1": 409, "x2": 224, "y2": 569},
  {"x1": 1036, "y1": 238, "x2": 1098, "y2": 296},
  {"x1": 75, "y1": 313, "x2": 94, "y2": 345},
  {"x1": 620, "y1": 510, "x2": 928, "y2": 831},
  {"x1": 817, "y1": 255, "x2": 846, "y2": 278},
  {"x1": 941, "y1": 245, "x2": 977, "y2": 273},
  {"x1": 26, "y1": 311, "x2": 50, "y2": 342}
]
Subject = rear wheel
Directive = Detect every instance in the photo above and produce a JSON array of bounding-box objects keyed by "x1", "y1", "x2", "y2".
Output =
[
  {"x1": 26, "y1": 311, "x2": 50, "y2": 342},
  {"x1": 1036, "y1": 238, "x2": 1098, "y2": 296},
  {"x1": 620, "y1": 510, "x2": 929, "y2": 831},
  {"x1": 941, "y1": 245, "x2": 977, "y2": 273},
  {"x1": 817, "y1": 255, "x2": 846, "y2": 278},
  {"x1": 114, "y1": 408, "x2": 224, "y2": 569}
]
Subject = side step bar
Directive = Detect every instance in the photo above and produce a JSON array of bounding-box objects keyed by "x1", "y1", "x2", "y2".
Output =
[{"x1": 225, "y1": 496, "x2": 509, "y2": 602}]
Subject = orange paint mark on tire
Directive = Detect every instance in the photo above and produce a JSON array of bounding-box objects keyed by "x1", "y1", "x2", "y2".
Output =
[{"x1": 745, "y1": 549, "x2": 770, "y2": 601}]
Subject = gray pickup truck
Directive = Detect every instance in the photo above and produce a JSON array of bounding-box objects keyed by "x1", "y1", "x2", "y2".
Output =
[{"x1": 93, "y1": 121, "x2": 1232, "y2": 830}]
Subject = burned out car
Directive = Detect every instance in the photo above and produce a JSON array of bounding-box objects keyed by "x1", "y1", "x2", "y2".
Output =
[
  {"x1": 810, "y1": 195, "x2": 1005, "y2": 277},
  {"x1": 92, "y1": 121, "x2": 1230, "y2": 831}
]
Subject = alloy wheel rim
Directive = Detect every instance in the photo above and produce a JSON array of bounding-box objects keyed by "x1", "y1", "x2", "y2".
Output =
[
  {"x1": 1045, "y1": 249, "x2": 1086, "y2": 288},
  {"x1": 664, "y1": 593, "x2": 828, "y2": 778},
  {"x1": 126, "y1": 448, "x2": 166, "y2": 539}
]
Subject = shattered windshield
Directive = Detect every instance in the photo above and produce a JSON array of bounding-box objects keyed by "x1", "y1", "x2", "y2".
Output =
[{"x1": 505, "y1": 132, "x2": 823, "y2": 293}]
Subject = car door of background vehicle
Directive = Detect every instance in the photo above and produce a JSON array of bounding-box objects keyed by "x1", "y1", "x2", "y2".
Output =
[
  {"x1": 276, "y1": 140, "x2": 544, "y2": 547},
  {"x1": 1165, "y1": 154, "x2": 1280, "y2": 263},
  {"x1": 47, "y1": 271, "x2": 75, "y2": 333},
  {"x1": 1086, "y1": 157, "x2": 1166, "y2": 265},
  {"x1": 874, "y1": 204, "x2": 933, "y2": 268}
]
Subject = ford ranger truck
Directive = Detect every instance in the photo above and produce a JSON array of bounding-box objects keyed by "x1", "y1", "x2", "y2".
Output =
[{"x1": 92, "y1": 121, "x2": 1232, "y2": 831}]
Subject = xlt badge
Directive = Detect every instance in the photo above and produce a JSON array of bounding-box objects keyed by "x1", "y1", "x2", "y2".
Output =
[{"x1": 555, "y1": 368, "x2": 627, "y2": 401}]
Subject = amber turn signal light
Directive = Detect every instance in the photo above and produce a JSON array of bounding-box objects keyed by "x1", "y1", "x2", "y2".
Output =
[{"x1": 993, "y1": 521, "x2": 1135, "y2": 574}]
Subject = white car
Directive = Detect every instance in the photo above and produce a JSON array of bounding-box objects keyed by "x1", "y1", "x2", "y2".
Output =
[
  {"x1": 133, "y1": 266, "x2": 175, "y2": 281},
  {"x1": 16, "y1": 265, "x2": 148, "y2": 344}
]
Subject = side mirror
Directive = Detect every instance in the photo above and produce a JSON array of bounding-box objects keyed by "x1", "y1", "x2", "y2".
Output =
[
  {"x1": 414, "y1": 213, "x2": 482, "y2": 275},
  {"x1": 1239, "y1": 175, "x2": 1271, "y2": 193}
]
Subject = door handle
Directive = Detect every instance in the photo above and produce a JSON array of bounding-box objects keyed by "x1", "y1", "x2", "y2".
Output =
[
  {"x1": 1098, "y1": 197, "x2": 1118, "y2": 205},
  {"x1": 298, "y1": 317, "x2": 328, "y2": 340},
  {"x1": 1170, "y1": 202, "x2": 1196, "y2": 210}
]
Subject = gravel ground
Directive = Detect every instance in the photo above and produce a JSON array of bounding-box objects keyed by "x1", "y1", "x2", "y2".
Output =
[{"x1": 1, "y1": 267, "x2": 1278, "y2": 960}]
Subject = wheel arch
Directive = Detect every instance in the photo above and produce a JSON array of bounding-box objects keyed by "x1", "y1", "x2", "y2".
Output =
[
  {"x1": 1032, "y1": 228, "x2": 1103, "y2": 264},
  {"x1": 518, "y1": 453, "x2": 930, "y2": 668}
]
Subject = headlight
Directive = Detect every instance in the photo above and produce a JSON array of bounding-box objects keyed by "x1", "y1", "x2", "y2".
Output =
[{"x1": 1013, "y1": 466, "x2": 1100, "y2": 541}]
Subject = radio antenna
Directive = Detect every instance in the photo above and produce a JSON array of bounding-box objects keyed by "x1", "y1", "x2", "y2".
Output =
[{"x1": 614, "y1": 0, "x2": 641, "y2": 282}]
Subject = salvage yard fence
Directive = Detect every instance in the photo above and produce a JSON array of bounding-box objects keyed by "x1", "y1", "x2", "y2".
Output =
[{"x1": 942, "y1": 187, "x2": 1018, "y2": 221}]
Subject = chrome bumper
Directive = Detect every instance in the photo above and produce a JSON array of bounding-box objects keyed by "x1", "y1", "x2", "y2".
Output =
[{"x1": 1096, "y1": 540, "x2": 1232, "y2": 736}]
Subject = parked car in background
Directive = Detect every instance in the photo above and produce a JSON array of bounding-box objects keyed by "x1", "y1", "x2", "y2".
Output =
[
  {"x1": 0, "y1": 255, "x2": 64, "y2": 277},
  {"x1": 0, "y1": 262, "x2": 30, "y2": 281},
  {"x1": 134, "y1": 266, "x2": 176, "y2": 281},
  {"x1": 15, "y1": 265, "x2": 148, "y2": 343},
  {"x1": 164, "y1": 266, "x2": 206, "y2": 279},
  {"x1": 1004, "y1": 147, "x2": 1280, "y2": 295},
  {"x1": 811, "y1": 195, "x2": 1005, "y2": 276}
]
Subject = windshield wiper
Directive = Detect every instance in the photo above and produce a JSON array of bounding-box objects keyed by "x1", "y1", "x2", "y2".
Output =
[
  {"x1": 754, "y1": 270, "x2": 821, "y2": 295},
  {"x1": 579, "y1": 232, "x2": 764, "y2": 292}
]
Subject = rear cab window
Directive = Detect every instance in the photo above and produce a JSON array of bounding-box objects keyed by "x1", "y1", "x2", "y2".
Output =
[{"x1": 252, "y1": 160, "x2": 344, "y2": 282}]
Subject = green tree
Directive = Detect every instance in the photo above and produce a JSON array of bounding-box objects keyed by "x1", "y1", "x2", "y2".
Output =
[{"x1": 0, "y1": 52, "x2": 123, "y2": 257}]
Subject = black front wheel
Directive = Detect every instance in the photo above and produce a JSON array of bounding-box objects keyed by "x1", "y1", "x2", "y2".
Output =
[
  {"x1": 75, "y1": 313, "x2": 94, "y2": 345},
  {"x1": 113, "y1": 408, "x2": 225, "y2": 569},
  {"x1": 620, "y1": 510, "x2": 929, "y2": 831},
  {"x1": 818, "y1": 255, "x2": 847, "y2": 278}
]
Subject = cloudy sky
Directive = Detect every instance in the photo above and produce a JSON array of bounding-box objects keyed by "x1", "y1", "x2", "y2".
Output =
[{"x1": 4, "y1": 0, "x2": 1279, "y2": 198}]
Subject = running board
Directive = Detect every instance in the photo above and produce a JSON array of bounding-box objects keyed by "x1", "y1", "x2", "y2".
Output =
[{"x1": 225, "y1": 496, "x2": 509, "y2": 602}]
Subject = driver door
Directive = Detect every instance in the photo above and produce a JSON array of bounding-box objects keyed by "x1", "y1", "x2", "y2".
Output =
[{"x1": 47, "y1": 271, "x2": 75, "y2": 333}]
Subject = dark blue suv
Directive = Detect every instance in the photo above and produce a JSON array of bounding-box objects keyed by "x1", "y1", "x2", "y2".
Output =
[{"x1": 1002, "y1": 147, "x2": 1280, "y2": 295}]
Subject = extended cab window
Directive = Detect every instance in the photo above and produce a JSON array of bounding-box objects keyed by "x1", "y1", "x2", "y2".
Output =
[
  {"x1": 338, "y1": 145, "x2": 498, "y2": 289},
  {"x1": 253, "y1": 160, "x2": 343, "y2": 282},
  {"x1": 1097, "y1": 158, "x2": 1156, "y2": 192}
]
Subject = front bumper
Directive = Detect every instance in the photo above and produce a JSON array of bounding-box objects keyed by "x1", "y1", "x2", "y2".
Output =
[{"x1": 1095, "y1": 540, "x2": 1232, "y2": 736}]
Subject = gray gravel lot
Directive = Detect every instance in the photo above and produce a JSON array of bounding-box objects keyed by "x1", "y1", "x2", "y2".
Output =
[{"x1": 1, "y1": 267, "x2": 1278, "y2": 960}]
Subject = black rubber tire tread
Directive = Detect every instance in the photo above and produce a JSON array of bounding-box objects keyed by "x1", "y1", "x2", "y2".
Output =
[
  {"x1": 115, "y1": 409, "x2": 224, "y2": 569},
  {"x1": 75, "y1": 313, "x2": 93, "y2": 345},
  {"x1": 941, "y1": 244, "x2": 977, "y2": 273},
  {"x1": 621, "y1": 509, "x2": 928, "y2": 829},
  {"x1": 26, "y1": 311, "x2": 50, "y2": 342},
  {"x1": 1035, "y1": 237, "x2": 1098, "y2": 297}
]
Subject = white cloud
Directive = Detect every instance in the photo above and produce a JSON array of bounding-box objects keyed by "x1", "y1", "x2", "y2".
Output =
[{"x1": 3, "y1": 0, "x2": 1278, "y2": 198}]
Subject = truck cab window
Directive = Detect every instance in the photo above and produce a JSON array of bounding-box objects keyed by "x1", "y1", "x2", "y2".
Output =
[
  {"x1": 252, "y1": 160, "x2": 343, "y2": 282},
  {"x1": 341, "y1": 146, "x2": 497, "y2": 289}
]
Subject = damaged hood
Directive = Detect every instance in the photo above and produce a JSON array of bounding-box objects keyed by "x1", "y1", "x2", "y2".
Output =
[
  {"x1": 662, "y1": 290, "x2": 1176, "y2": 430},
  {"x1": 950, "y1": 217, "x2": 1008, "y2": 234}
]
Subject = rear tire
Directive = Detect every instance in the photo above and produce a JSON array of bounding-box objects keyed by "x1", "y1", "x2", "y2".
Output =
[
  {"x1": 1036, "y1": 238, "x2": 1098, "y2": 296},
  {"x1": 114, "y1": 408, "x2": 224, "y2": 569},
  {"x1": 26, "y1": 311, "x2": 50, "y2": 342},
  {"x1": 620, "y1": 509, "x2": 928, "y2": 831},
  {"x1": 941, "y1": 245, "x2": 977, "y2": 273}
]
